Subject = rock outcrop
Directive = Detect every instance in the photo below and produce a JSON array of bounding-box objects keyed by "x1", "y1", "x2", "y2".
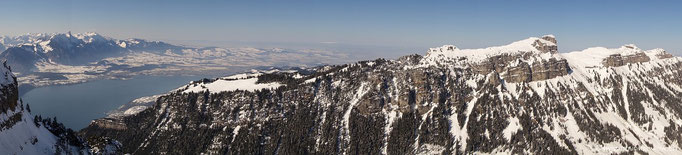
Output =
[
  {"x1": 90, "y1": 118, "x2": 127, "y2": 130},
  {"x1": 533, "y1": 35, "x2": 558, "y2": 53},
  {"x1": 501, "y1": 58, "x2": 570, "y2": 83},
  {"x1": 602, "y1": 52, "x2": 651, "y2": 67},
  {"x1": 0, "y1": 63, "x2": 18, "y2": 114},
  {"x1": 451, "y1": 36, "x2": 569, "y2": 83}
]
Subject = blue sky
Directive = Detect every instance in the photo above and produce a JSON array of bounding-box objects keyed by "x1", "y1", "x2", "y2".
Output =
[{"x1": 1, "y1": 0, "x2": 681, "y2": 57}]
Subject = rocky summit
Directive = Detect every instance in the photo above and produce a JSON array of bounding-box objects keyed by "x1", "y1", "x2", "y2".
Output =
[{"x1": 79, "y1": 35, "x2": 682, "y2": 154}]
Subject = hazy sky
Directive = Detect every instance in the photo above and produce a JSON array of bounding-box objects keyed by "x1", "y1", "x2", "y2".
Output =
[{"x1": 1, "y1": 0, "x2": 681, "y2": 56}]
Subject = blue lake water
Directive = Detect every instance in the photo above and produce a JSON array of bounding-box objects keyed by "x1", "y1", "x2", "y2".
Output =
[{"x1": 21, "y1": 76, "x2": 203, "y2": 130}]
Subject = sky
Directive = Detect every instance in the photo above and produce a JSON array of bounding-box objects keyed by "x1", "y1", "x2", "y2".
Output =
[{"x1": 1, "y1": 0, "x2": 681, "y2": 57}]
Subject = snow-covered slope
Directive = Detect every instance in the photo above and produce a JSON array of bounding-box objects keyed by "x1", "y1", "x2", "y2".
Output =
[
  {"x1": 179, "y1": 72, "x2": 284, "y2": 93},
  {"x1": 424, "y1": 35, "x2": 557, "y2": 63},
  {"x1": 0, "y1": 63, "x2": 91, "y2": 154},
  {"x1": 415, "y1": 36, "x2": 682, "y2": 154},
  {"x1": 0, "y1": 108, "x2": 85, "y2": 154}
]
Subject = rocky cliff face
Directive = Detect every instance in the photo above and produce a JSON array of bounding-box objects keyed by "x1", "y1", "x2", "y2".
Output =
[
  {"x1": 0, "y1": 62, "x2": 94, "y2": 154},
  {"x1": 0, "y1": 63, "x2": 19, "y2": 114},
  {"x1": 81, "y1": 36, "x2": 682, "y2": 154},
  {"x1": 430, "y1": 35, "x2": 569, "y2": 84}
]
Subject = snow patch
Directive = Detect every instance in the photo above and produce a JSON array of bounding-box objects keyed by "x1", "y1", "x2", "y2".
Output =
[
  {"x1": 123, "y1": 106, "x2": 149, "y2": 115},
  {"x1": 183, "y1": 78, "x2": 282, "y2": 93},
  {"x1": 502, "y1": 117, "x2": 521, "y2": 141},
  {"x1": 231, "y1": 125, "x2": 241, "y2": 143}
]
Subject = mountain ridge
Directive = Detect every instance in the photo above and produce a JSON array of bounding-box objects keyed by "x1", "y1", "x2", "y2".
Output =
[
  {"x1": 80, "y1": 35, "x2": 682, "y2": 154},
  {"x1": 0, "y1": 32, "x2": 188, "y2": 72}
]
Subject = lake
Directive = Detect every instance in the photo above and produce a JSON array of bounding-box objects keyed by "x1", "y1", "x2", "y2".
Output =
[{"x1": 21, "y1": 75, "x2": 204, "y2": 130}]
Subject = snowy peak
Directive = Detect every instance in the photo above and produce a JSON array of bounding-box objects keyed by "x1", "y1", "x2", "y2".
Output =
[
  {"x1": 0, "y1": 32, "x2": 189, "y2": 72},
  {"x1": 2, "y1": 32, "x2": 115, "y2": 54},
  {"x1": 418, "y1": 35, "x2": 570, "y2": 82},
  {"x1": 0, "y1": 32, "x2": 178, "y2": 53},
  {"x1": 533, "y1": 35, "x2": 558, "y2": 53},
  {"x1": 419, "y1": 35, "x2": 676, "y2": 83},
  {"x1": 541, "y1": 34, "x2": 557, "y2": 44},
  {"x1": 50, "y1": 32, "x2": 113, "y2": 46},
  {"x1": 116, "y1": 38, "x2": 183, "y2": 51},
  {"x1": 422, "y1": 35, "x2": 677, "y2": 70},
  {"x1": 428, "y1": 45, "x2": 458, "y2": 53},
  {"x1": 71, "y1": 32, "x2": 109, "y2": 44},
  {"x1": 0, "y1": 33, "x2": 50, "y2": 52},
  {"x1": 560, "y1": 44, "x2": 676, "y2": 68},
  {"x1": 647, "y1": 48, "x2": 675, "y2": 59},
  {"x1": 424, "y1": 35, "x2": 559, "y2": 65}
]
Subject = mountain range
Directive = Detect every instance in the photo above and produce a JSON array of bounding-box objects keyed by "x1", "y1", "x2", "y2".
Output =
[
  {"x1": 0, "y1": 32, "x2": 178, "y2": 72},
  {"x1": 0, "y1": 32, "x2": 350, "y2": 88},
  {"x1": 66, "y1": 35, "x2": 682, "y2": 154},
  {"x1": 1, "y1": 34, "x2": 682, "y2": 154}
]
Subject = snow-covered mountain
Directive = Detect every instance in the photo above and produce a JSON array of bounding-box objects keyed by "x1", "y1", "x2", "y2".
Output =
[
  {"x1": 0, "y1": 62, "x2": 96, "y2": 154},
  {"x1": 1, "y1": 32, "x2": 350, "y2": 88},
  {"x1": 0, "y1": 32, "x2": 187, "y2": 73},
  {"x1": 0, "y1": 33, "x2": 56, "y2": 52},
  {"x1": 79, "y1": 35, "x2": 682, "y2": 154}
]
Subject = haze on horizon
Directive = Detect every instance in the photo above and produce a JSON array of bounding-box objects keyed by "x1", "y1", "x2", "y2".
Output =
[{"x1": 1, "y1": 0, "x2": 681, "y2": 56}]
